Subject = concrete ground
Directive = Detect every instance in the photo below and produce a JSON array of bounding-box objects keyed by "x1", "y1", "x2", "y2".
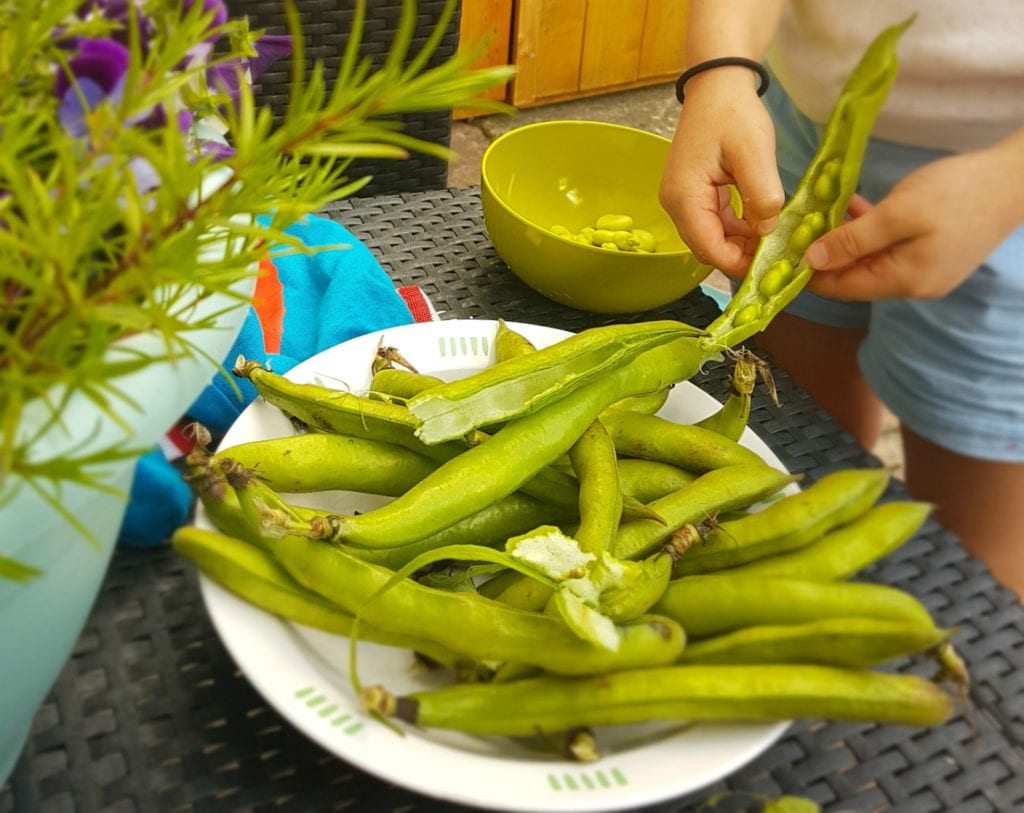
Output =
[{"x1": 445, "y1": 84, "x2": 904, "y2": 477}]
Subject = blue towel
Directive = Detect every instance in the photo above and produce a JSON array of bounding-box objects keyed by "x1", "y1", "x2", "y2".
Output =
[{"x1": 119, "y1": 214, "x2": 415, "y2": 547}]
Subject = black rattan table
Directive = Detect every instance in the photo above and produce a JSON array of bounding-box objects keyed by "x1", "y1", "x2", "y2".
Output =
[{"x1": 5, "y1": 187, "x2": 1023, "y2": 813}]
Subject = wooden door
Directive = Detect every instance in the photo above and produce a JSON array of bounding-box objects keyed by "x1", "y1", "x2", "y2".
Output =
[
  {"x1": 456, "y1": 0, "x2": 690, "y2": 112},
  {"x1": 512, "y1": 0, "x2": 689, "y2": 107},
  {"x1": 454, "y1": 0, "x2": 515, "y2": 119}
]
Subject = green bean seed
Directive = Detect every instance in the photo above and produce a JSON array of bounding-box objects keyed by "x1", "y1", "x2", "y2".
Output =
[
  {"x1": 812, "y1": 160, "x2": 841, "y2": 201},
  {"x1": 630, "y1": 228, "x2": 657, "y2": 252},
  {"x1": 595, "y1": 214, "x2": 634, "y2": 231},
  {"x1": 608, "y1": 230, "x2": 633, "y2": 250},
  {"x1": 789, "y1": 211, "x2": 827, "y2": 254},
  {"x1": 758, "y1": 260, "x2": 795, "y2": 298},
  {"x1": 733, "y1": 302, "x2": 762, "y2": 326}
]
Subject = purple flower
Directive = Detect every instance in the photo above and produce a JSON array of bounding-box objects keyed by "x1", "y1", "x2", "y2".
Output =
[
  {"x1": 56, "y1": 38, "x2": 129, "y2": 138},
  {"x1": 181, "y1": 0, "x2": 229, "y2": 64},
  {"x1": 206, "y1": 34, "x2": 292, "y2": 102},
  {"x1": 75, "y1": 0, "x2": 156, "y2": 52},
  {"x1": 184, "y1": 0, "x2": 228, "y2": 39}
]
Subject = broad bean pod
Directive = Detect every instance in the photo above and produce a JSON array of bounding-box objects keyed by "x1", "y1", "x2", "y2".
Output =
[
  {"x1": 677, "y1": 616, "x2": 949, "y2": 669},
  {"x1": 725, "y1": 501, "x2": 932, "y2": 581},
  {"x1": 483, "y1": 570, "x2": 555, "y2": 612},
  {"x1": 612, "y1": 464, "x2": 800, "y2": 561},
  {"x1": 228, "y1": 468, "x2": 687, "y2": 675},
  {"x1": 654, "y1": 573, "x2": 934, "y2": 639},
  {"x1": 369, "y1": 367, "x2": 444, "y2": 401},
  {"x1": 568, "y1": 420, "x2": 622, "y2": 555},
  {"x1": 616, "y1": 459, "x2": 697, "y2": 503},
  {"x1": 603, "y1": 387, "x2": 672, "y2": 417},
  {"x1": 494, "y1": 319, "x2": 538, "y2": 361},
  {"x1": 367, "y1": 662, "x2": 953, "y2": 736},
  {"x1": 700, "y1": 17, "x2": 913, "y2": 352},
  {"x1": 601, "y1": 411, "x2": 765, "y2": 473},
  {"x1": 407, "y1": 321, "x2": 704, "y2": 444},
  {"x1": 309, "y1": 337, "x2": 707, "y2": 549},
  {"x1": 234, "y1": 357, "x2": 582, "y2": 511},
  {"x1": 594, "y1": 553, "x2": 674, "y2": 622},
  {"x1": 213, "y1": 433, "x2": 437, "y2": 496},
  {"x1": 694, "y1": 350, "x2": 758, "y2": 442},
  {"x1": 234, "y1": 356, "x2": 450, "y2": 452},
  {"x1": 351, "y1": 492, "x2": 575, "y2": 571},
  {"x1": 172, "y1": 526, "x2": 458, "y2": 665},
  {"x1": 200, "y1": 452, "x2": 574, "y2": 572},
  {"x1": 671, "y1": 468, "x2": 889, "y2": 576},
  {"x1": 496, "y1": 321, "x2": 674, "y2": 419}
]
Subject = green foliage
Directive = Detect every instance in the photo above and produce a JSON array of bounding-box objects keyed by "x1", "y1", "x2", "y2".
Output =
[{"x1": 0, "y1": 0, "x2": 514, "y2": 504}]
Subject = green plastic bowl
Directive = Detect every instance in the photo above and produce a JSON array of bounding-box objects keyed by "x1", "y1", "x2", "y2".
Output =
[{"x1": 481, "y1": 120, "x2": 713, "y2": 314}]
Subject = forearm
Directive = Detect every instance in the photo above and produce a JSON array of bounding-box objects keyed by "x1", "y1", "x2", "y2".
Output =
[
  {"x1": 681, "y1": 0, "x2": 787, "y2": 101},
  {"x1": 685, "y1": 0, "x2": 787, "y2": 64},
  {"x1": 987, "y1": 126, "x2": 1024, "y2": 227}
]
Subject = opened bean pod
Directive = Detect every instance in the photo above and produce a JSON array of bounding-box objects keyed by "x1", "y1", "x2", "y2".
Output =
[{"x1": 700, "y1": 16, "x2": 914, "y2": 352}]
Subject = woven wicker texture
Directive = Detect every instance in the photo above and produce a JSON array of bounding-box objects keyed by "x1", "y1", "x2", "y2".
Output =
[
  {"x1": 224, "y1": 0, "x2": 459, "y2": 197},
  {"x1": 5, "y1": 188, "x2": 1023, "y2": 813}
]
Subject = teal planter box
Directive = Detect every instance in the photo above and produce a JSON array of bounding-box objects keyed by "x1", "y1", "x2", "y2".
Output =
[{"x1": 0, "y1": 282, "x2": 252, "y2": 785}]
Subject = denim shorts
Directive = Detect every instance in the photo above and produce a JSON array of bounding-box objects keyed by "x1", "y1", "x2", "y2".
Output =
[{"x1": 763, "y1": 77, "x2": 1024, "y2": 462}]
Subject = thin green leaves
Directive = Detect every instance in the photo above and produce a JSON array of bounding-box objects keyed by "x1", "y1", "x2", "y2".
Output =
[{"x1": 2, "y1": 0, "x2": 513, "y2": 505}]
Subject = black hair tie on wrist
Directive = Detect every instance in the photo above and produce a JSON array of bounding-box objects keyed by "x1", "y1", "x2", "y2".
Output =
[{"x1": 675, "y1": 57, "x2": 770, "y2": 103}]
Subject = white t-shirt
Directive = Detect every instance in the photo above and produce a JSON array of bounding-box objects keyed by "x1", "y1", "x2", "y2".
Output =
[{"x1": 766, "y1": 0, "x2": 1024, "y2": 153}]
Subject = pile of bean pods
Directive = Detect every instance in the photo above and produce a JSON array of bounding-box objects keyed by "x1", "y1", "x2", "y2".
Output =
[
  {"x1": 172, "y1": 16, "x2": 965, "y2": 761},
  {"x1": 173, "y1": 314, "x2": 965, "y2": 759}
]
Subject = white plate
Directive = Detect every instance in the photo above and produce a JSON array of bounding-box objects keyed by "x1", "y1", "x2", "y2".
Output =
[{"x1": 196, "y1": 319, "x2": 792, "y2": 813}]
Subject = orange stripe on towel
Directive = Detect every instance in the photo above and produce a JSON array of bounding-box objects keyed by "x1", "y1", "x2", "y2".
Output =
[{"x1": 253, "y1": 256, "x2": 285, "y2": 354}]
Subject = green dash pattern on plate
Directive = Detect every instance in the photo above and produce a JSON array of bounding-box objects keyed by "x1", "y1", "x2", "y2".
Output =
[
  {"x1": 438, "y1": 334, "x2": 490, "y2": 358},
  {"x1": 547, "y1": 766, "x2": 628, "y2": 792},
  {"x1": 294, "y1": 686, "x2": 365, "y2": 735}
]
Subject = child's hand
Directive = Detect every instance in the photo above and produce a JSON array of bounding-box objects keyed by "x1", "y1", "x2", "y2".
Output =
[
  {"x1": 659, "y1": 68, "x2": 784, "y2": 276},
  {"x1": 805, "y1": 133, "x2": 1024, "y2": 300}
]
